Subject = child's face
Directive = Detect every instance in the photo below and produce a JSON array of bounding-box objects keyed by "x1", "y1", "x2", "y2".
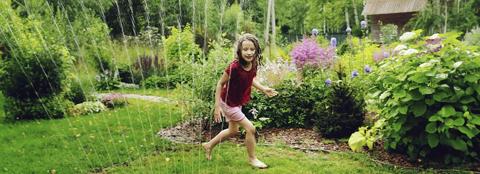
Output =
[{"x1": 240, "y1": 40, "x2": 256, "y2": 63}]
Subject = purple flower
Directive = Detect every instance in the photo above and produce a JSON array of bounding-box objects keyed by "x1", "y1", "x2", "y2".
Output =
[
  {"x1": 330, "y1": 37, "x2": 337, "y2": 48},
  {"x1": 364, "y1": 65, "x2": 371, "y2": 73},
  {"x1": 360, "y1": 21, "x2": 367, "y2": 29},
  {"x1": 311, "y1": 28, "x2": 319, "y2": 36},
  {"x1": 325, "y1": 78, "x2": 332, "y2": 86},
  {"x1": 351, "y1": 70, "x2": 359, "y2": 78},
  {"x1": 290, "y1": 38, "x2": 335, "y2": 69},
  {"x1": 383, "y1": 51, "x2": 390, "y2": 58},
  {"x1": 346, "y1": 27, "x2": 352, "y2": 33},
  {"x1": 373, "y1": 52, "x2": 384, "y2": 62}
]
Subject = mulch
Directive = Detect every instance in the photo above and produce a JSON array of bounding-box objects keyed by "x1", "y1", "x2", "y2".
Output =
[{"x1": 157, "y1": 118, "x2": 480, "y2": 172}]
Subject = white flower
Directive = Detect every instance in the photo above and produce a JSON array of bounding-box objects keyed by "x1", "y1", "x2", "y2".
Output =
[
  {"x1": 399, "y1": 48, "x2": 418, "y2": 56},
  {"x1": 399, "y1": 32, "x2": 417, "y2": 42},
  {"x1": 429, "y1": 33, "x2": 440, "y2": 40},
  {"x1": 394, "y1": 44, "x2": 408, "y2": 52}
]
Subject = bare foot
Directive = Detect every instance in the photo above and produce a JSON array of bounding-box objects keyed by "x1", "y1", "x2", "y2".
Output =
[
  {"x1": 202, "y1": 143, "x2": 212, "y2": 160},
  {"x1": 249, "y1": 158, "x2": 268, "y2": 169}
]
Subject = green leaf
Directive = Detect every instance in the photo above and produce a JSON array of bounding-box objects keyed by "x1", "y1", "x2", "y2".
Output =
[
  {"x1": 448, "y1": 139, "x2": 468, "y2": 151},
  {"x1": 453, "y1": 118, "x2": 465, "y2": 126},
  {"x1": 427, "y1": 133, "x2": 439, "y2": 148},
  {"x1": 409, "y1": 90, "x2": 424, "y2": 101},
  {"x1": 438, "y1": 105, "x2": 456, "y2": 117},
  {"x1": 419, "y1": 86, "x2": 435, "y2": 95},
  {"x1": 471, "y1": 116, "x2": 480, "y2": 125},
  {"x1": 429, "y1": 114, "x2": 443, "y2": 122},
  {"x1": 379, "y1": 91, "x2": 391, "y2": 100},
  {"x1": 348, "y1": 132, "x2": 366, "y2": 152},
  {"x1": 460, "y1": 96, "x2": 476, "y2": 104},
  {"x1": 457, "y1": 126, "x2": 479, "y2": 139},
  {"x1": 411, "y1": 103, "x2": 427, "y2": 117},
  {"x1": 398, "y1": 106, "x2": 408, "y2": 114},
  {"x1": 425, "y1": 122, "x2": 437, "y2": 133},
  {"x1": 433, "y1": 92, "x2": 449, "y2": 101}
]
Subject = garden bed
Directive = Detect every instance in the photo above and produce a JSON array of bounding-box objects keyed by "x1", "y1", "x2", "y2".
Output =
[{"x1": 157, "y1": 118, "x2": 480, "y2": 172}]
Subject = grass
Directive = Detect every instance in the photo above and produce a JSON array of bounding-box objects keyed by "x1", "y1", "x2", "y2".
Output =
[
  {"x1": 107, "y1": 88, "x2": 188, "y2": 100},
  {"x1": 104, "y1": 142, "x2": 433, "y2": 174},
  {"x1": 0, "y1": 97, "x2": 186, "y2": 173}
]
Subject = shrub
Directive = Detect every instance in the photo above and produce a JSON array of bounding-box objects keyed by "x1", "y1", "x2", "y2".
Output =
[
  {"x1": 0, "y1": 15, "x2": 73, "y2": 120},
  {"x1": 369, "y1": 32, "x2": 480, "y2": 163},
  {"x1": 185, "y1": 38, "x2": 231, "y2": 118},
  {"x1": 69, "y1": 101, "x2": 106, "y2": 116},
  {"x1": 141, "y1": 75, "x2": 176, "y2": 89},
  {"x1": 313, "y1": 80, "x2": 365, "y2": 138},
  {"x1": 95, "y1": 70, "x2": 120, "y2": 90},
  {"x1": 246, "y1": 77, "x2": 327, "y2": 128},
  {"x1": 65, "y1": 80, "x2": 86, "y2": 104},
  {"x1": 131, "y1": 54, "x2": 163, "y2": 80},
  {"x1": 163, "y1": 25, "x2": 201, "y2": 70},
  {"x1": 117, "y1": 64, "x2": 141, "y2": 84},
  {"x1": 464, "y1": 26, "x2": 480, "y2": 46},
  {"x1": 100, "y1": 93, "x2": 127, "y2": 108}
]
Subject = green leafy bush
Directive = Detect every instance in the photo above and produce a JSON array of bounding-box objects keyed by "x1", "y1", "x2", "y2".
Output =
[
  {"x1": 369, "y1": 32, "x2": 480, "y2": 163},
  {"x1": 247, "y1": 77, "x2": 327, "y2": 128},
  {"x1": 95, "y1": 70, "x2": 120, "y2": 90},
  {"x1": 464, "y1": 26, "x2": 480, "y2": 46},
  {"x1": 69, "y1": 101, "x2": 106, "y2": 116},
  {"x1": 0, "y1": 3, "x2": 73, "y2": 120},
  {"x1": 349, "y1": 119, "x2": 385, "y2": 152},
  {"x1": 141, "y1": 75, "x2": 177, "y2": 89},
  {"x1": 163, "y1": 25, "x2": 201, "y2": 70},
  {"x1": 65, "y1": 80, "x2": 86, "y2": 104},
  {"x1": 313, "y1": 80, "x2": 365, "y2": 138},
  {"x1": 185, "y1": 39, "x2": 231, "y2": 118}
]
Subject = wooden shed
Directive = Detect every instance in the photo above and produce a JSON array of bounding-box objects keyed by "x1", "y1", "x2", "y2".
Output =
[{"x1": 362, "y1": 0, "x2": 428, "y2": 41}]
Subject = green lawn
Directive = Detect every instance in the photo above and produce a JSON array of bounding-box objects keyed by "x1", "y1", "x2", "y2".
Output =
[
  {"x1": 104, "y1": 143, "x2": 433, "y2": 174},
  {"x1": 0, "y1": 97, "x2": 185, "y2": 173},
  {"x1": 0, "y1": 93, "x2": 472, "y2": 173}
]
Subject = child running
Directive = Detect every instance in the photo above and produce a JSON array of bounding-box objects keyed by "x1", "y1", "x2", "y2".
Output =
[{"x1": 202, "y1": 33, "x2": 278, "y2": 169}]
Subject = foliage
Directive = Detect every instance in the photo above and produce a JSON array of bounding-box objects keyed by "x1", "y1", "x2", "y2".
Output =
[
  {"x1": 0, "y1": 1, "x2": 73, "y2": 120},
  {"x1": 100, "y1": 93, "x2": 127, "y2": 108},
  {"x1": 369, "y1": 32, "x2": 480, "y2": 163},
  {"x1": 186, "y1": 38, "x2": 231, "y2": 118},
  {"x1": 380, "y1": 24, "x2": 398, "y2": 44},
  {"x1": 349, "y1": 119, "x2": 385, "y2": 152},
  {"x1": 406, "y1": 0, "x2": 479, "y2": 35},
  {"x1": 95, "y1": 70, "x2": 120, "y2": 90},
  {"x1": 65, "y1": 79, "x2": 86, "y2": 104},
  {"x1": 313, "y1": 80, "x2": 365, "y2": 138},
  {"x1": 141, "y1": 75, "x2": 176, "y2": 89},
  {"x1": 464, "y1": 26, "x2": 480, "y2": 46},
  {"x1": 247, "y1": 77, "x2": 327, "y2": 128},
  {"x1": 69, "y1": 101, "x2": 106, "y2": 116},
  {"x1": 163, "y1": 25, "x2": 201, "y2": 69}
]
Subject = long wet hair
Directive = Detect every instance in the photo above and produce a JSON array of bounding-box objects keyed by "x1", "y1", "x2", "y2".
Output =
[{"x1": 235, "y1": 33, "x2": 262, "y2": 68}]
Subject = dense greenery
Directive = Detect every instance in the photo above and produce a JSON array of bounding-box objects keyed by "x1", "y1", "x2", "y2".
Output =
[{"x1": 368, "y1": 32, "x2": 480, "y2": 163}]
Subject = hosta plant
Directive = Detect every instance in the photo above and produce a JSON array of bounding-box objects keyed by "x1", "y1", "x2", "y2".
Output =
[{"x1": 368, "y1": 32, "x2": 480, "y2": 164}]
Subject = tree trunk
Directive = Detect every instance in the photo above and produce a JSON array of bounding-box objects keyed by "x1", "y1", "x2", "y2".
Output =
[
  {"x1": 444, "y1": 0, "x2": 448, "y2": 33},
  {"x1": 271, "y1": 0, "x2": 276, "y2": 58},
  {"x1": 264, "y1": 0, "x2": 271, "y2": 47},
  {"x1": 352, "y1": 0, "x2": 359, "y2": 26}
]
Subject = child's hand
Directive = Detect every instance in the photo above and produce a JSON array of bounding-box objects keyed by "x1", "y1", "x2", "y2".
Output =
[
  {"x1": 213, "y1": 105, "x2": 222, "y2": 123},
  {"x1": 263, "y1": 87, "x2": 278, "y2": 97}
]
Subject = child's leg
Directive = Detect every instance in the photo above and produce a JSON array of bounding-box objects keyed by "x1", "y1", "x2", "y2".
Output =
[
  {"x1": 237, "y1": 118, "x2": 257, "y2": 160},
  {"x1": 238, "y1": 118, "x2": 267, "y2": 168},
  {"x1": 202, "y1": 121, "x2": 239, "y2": 160}
]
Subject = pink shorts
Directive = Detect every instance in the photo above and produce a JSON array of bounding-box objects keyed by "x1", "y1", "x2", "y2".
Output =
[{"x1": 220, "y1": 101, "x2": 246, "y2": 122}]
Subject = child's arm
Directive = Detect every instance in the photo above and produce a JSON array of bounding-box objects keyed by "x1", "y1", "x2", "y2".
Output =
[
  {"x1": 213, "y1": 72, "x2": 229, "y2": 123},
  {"x1": 252, "y1": 78, "x2": 278, "y2": 97}
]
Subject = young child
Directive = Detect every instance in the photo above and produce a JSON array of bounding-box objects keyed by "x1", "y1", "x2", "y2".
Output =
[{"x1": 202, "y1": 33, "x2": 278, "y2": 169}]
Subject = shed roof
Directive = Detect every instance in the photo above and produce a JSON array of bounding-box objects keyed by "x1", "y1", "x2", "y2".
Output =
[{"x1": 362, "y1": 0, "x2": 428, "y2": 15}]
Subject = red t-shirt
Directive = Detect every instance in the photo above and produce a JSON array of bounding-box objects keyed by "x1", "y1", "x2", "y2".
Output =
[{"x1": 220, "y1": 60, "x2": 257, "y2": 107}]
